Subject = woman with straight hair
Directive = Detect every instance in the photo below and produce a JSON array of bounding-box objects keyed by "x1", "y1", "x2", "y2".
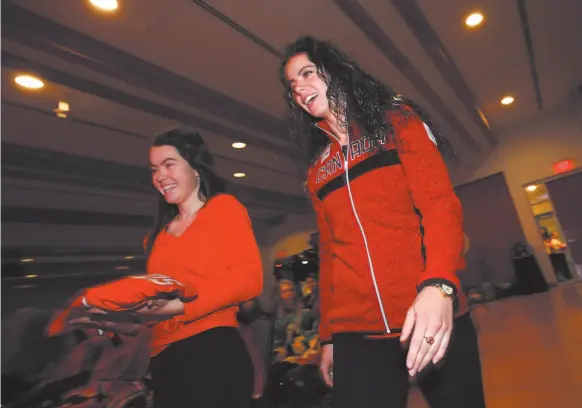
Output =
[{"x1": 73, "y1": 129, "x2": 263, "y2": 408}]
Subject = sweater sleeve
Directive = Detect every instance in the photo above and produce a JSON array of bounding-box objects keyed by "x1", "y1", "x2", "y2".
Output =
[
  {"x1": 177, "y1": 196, "x2": 264, "y2": 323},
  {"x1": 310, "y1": 192, "x2": 335, "y2": 345},
  {"x1": 397, "y1": 117, "x2": 464, "y2": 295}
]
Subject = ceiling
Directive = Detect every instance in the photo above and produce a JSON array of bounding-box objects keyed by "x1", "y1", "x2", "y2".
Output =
[{"x1": 2, "y1": 0, "x2": 581, "y2": 226}]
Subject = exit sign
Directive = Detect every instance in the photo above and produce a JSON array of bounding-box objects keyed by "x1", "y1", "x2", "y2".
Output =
[{"x1": 553, "y1": 159, "x2": 576, "y2": 174}]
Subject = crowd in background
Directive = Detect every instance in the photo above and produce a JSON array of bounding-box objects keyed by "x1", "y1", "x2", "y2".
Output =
[{"x1": 237, "y1": 261, "x2": 330, "y2": 407}]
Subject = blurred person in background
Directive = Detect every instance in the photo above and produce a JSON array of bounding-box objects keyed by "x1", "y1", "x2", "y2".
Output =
[
  {"x1": 301, "y1": 274, "x2": 319, "y2": 311},
  {"x1": 237, "y1": 298, "x2": 268, "y2": 400},
  {"x1": 269, "y1": 278, "x2": 322, "y2": 406},
  {"x1": 544, "y1": 230, "x2": 572, "y2": 280},
  {"x1": 280, "y1": 36, "x2": 485, "y2": 408},
  {"x1": 273, "y1": 279, "x2": 319, "y2": 364}
]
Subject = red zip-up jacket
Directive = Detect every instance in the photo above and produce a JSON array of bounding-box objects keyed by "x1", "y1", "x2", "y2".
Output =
[{"x1": 306, "y1": 111, "x2": 468, "y2": 344}]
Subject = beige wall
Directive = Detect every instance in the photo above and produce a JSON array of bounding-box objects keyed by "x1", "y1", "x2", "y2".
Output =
[
  {"x1": 454, "y1": 95, "x2": 582, "y2": 283},
  {"x1": 267, "y1": 213, "x2": 317, "y2": 260}
]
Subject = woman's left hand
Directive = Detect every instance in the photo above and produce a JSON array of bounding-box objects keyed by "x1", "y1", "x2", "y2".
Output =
[{"x1": 400, "y1": 286, "x2": 453, "y2": 376}]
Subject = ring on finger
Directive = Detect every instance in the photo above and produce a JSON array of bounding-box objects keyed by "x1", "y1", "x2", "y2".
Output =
[{"x1": 424, "y1": 335, "x2": 435, "y2": 345}]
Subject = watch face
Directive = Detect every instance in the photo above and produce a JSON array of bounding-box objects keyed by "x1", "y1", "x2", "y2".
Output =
[{"x1": 441, "y1": 284, "x2": 454, "y2": 295}]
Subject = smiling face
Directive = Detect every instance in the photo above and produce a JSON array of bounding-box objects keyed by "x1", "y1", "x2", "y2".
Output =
[
  {"x1": 284, "y1": 53, "x2": 330, "y2": 119},
  {"x1": 149, "y1": 145, "x2": 200, "y2": 205}
]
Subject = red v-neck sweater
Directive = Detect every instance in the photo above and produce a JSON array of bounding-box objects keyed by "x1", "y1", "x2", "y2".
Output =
[{"x1": 147, "y1": 194, "x2": 263, "y2": 356}]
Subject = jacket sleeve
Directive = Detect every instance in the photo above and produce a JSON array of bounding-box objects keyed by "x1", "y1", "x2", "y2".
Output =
[
  {"x1": 310, "y1": 192, "x2": 335, "y2": 345},
  {"x1": 397, "y1": 117, "x2": 464, "y2": 296},
  {"x1": 178, "y1": 196, "x2": 264, "y2": 323}
]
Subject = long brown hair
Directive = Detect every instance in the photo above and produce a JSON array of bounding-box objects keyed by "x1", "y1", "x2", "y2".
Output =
[{"x1": 145, "y1": 129, "x2": 225, "y2": 259}]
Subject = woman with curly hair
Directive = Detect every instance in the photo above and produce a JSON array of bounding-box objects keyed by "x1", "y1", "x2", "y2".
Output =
[{"x1": 280, "y1": 36, "x2": 486, "y2": 408}]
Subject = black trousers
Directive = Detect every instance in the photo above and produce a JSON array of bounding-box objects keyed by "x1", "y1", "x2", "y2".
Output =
[
  {"x1": 267, "y1": 362, "x2": 329, "y2": 407},
  {"x1": 333, "y1": 313, "x2": 486, "y2": 408},
  {"x1": 151, "y1": 326, "x2": 254, "y2": 408}
]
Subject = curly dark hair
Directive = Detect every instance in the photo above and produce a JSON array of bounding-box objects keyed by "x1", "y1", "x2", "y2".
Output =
[{"x1": 279, "y1": 35, "x2": 455, "y2": 166}]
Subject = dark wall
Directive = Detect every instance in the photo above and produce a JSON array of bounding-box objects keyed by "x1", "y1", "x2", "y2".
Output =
[{"x1": 455, "y1": 172, "x2": 526, "y2": 285}]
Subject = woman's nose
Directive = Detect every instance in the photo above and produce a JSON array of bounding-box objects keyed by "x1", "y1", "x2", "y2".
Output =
[
  {"x1": 155, "y1": 171, "x2": 167, "y2": 183},
  {"x1": 292, "y1": 82, "x2": 305, "y2": 95}
]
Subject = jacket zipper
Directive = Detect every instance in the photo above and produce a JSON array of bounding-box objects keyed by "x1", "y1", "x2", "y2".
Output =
[{"x1": 317, "y1": 126, "x2": 391, "y2": 334}]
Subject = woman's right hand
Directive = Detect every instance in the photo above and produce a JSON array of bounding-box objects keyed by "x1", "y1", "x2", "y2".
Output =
[
  {"x1": 134, "y1": 298, "x2": 184, "y2": 320},
  {"x1": 320, "y1": 343, "x2": 334, "y2": 387},
  {"x1": 69, "y1": 303, "x2": 154, "y2": 335},
  {"x1": 69, "y1": 314, "x2": 141, "y2": 336}
]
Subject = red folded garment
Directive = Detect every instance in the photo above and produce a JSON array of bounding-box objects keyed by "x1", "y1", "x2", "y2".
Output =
[{"x1": 47, "y1": 274, "x2": 198, "y2": 336}]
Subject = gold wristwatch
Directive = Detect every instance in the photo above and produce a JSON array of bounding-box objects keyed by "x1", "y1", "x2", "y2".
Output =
[{"x1": 431, "y1": 283, "x2": 455, "y2": 300}]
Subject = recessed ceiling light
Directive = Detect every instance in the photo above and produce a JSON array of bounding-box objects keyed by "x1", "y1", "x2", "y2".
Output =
[
  {"x1": 501, "y1": 96, "x2": 515, "y2": 105},
  {"x1": 465, "y1": 12, "x2": 484, "y2": 28},
  {"x1": 526, "y1": 185, "x2": 537, "y2": 192},
  {"x1": 89, "y1": 0, "x2": 118, "y2": 11},
  {"x1": 232, "y1": 142, "x2": 247, "y2": 149},
  {"x1": 54, "y1": 101, "x2": 70, "y2": 119},
  {"x1": 15, "y1": 75, "x2": 44, "y2": 90},
  {"x1": 233, "y1": 172, "x2": 246, "y2": 178},
  {"x1": 57, "y1": 101, "x2": 70, "y2": 112}
]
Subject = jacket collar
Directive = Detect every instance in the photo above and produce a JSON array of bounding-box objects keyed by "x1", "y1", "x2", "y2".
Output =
[
  {"x1": 315, "y1": 120, "x2": 334, "y2": 142},
  {"x1": 315, "y1": 120, "x2": 358, "y2": 144}
]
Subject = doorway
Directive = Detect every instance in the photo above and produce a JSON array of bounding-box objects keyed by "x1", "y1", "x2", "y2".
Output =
[
  {"x1": 524, "y1": 169, "x2": 582, "y2": 282},
  {"x1": 455, "y1": 173, "x2": 526, "y2": 286}
]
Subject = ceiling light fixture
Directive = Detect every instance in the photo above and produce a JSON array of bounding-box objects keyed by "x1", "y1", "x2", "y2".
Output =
[
  {"x1": 526, "y1": 185, "x2": 537, "y2": 192},
  {"x1": 465, "y1": 12, "x2": 484, "y2": 28},
  {"x1": 15, "y1": 75, "x2": 44, "y2": 90},
  {"x1": 501, "y1": 96, "x2": 515, "y2": 105},
  {"x1": 233, "y1": 172, "x2": 246, "y2": 178},
  {"x1": 232, "y1": 142, "x2": 247, "y2": 149},
  {"x1": 54, "y1": 101, "x2": 70, "y2": 119},
  {"x1": 89, "y1": 0, "x2": 118, "y2": 11}
]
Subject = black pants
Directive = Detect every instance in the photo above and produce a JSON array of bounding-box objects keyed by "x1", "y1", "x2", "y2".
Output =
[
  {"x1": 267, "y1": 362, "x2": 328, "y2": 407},
  {"x1": 333, "y1": 313, "x2": 486, "y2": 408},
  {"x1": 151, "y1": 326, "x2": 254, "y2": 408}
]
